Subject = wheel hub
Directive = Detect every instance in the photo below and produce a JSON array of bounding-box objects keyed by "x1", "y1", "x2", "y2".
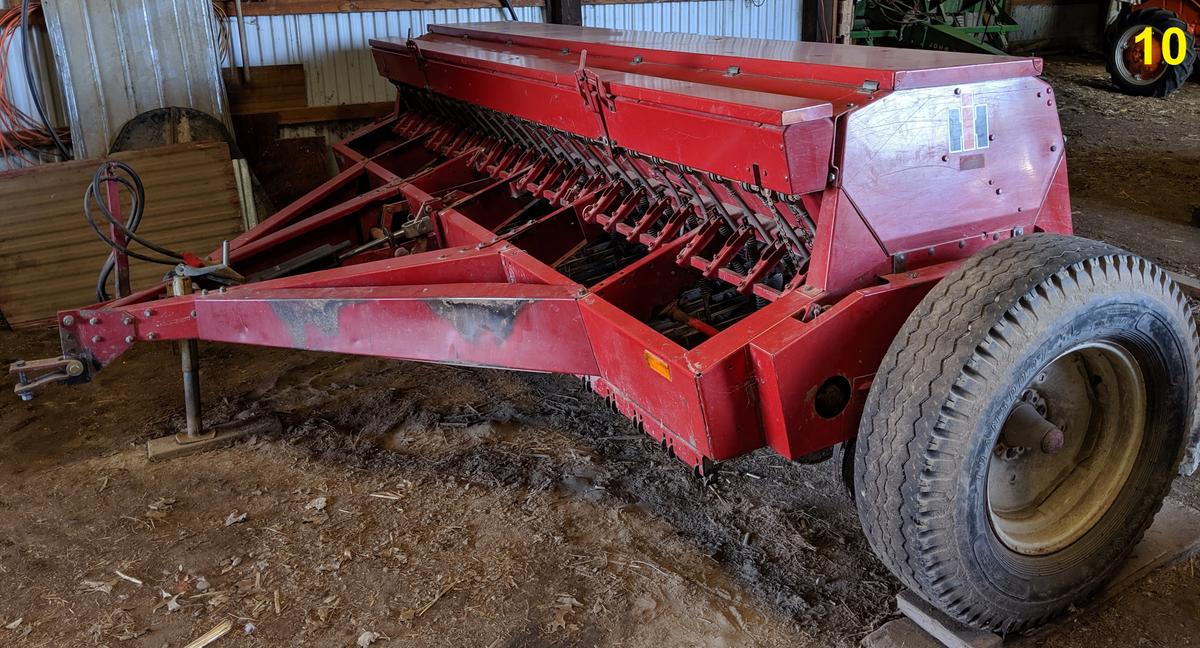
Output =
[
  {"x1": 1119, "y1": 25, "x2": 1168, "y2": 84},
  {"x1": 987, "y1": 341, "x2": 1147, "y2": 556}
]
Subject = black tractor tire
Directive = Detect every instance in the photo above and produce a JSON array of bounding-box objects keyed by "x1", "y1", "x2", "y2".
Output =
[
  {"x1": 1107, "y1": 8, "x2": 1196, "y2": 97},
  {"x1": 854, "y1": 233, "x2": 1200, "y2": 633}
]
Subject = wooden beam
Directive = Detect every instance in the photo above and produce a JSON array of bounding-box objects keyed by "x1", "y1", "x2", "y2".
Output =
[
  {"x1": 274, "y1": 101, "x2": 395, "y2": 125},
  {"x1": 801, "y1": 0, "x2": 834, "y2": 42},
  {"x1": 1169, "y1": 270, "x2": 1200, "y2": 300},
  {"x1": 223, "y1": 64, "x2": 308, "y2": 114},
  {"x1": 545, "y1": 0, "x2": 581, "y2": 25}
]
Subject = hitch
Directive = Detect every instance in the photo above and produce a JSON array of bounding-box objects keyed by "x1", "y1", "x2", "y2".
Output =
[
  {"x1": 9, "y1": 356, "x2": 86, "y2": 401},
  {"x1": 177, "y1": 240, "x2": 245, "y2": 284}
]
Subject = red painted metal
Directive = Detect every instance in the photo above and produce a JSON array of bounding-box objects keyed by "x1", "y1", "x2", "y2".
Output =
[
  {"x1": 23, "y1": 23, "x2": 1071, "y2": 473},
  {"x1": 104, "y1": 168, "x2": 132, "y2": 299}
]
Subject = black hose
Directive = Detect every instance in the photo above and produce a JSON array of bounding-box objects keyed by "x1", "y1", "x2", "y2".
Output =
[
  {"x1": 499, "y1": 0, "x2": 518, "y2": 20},
  {"x1": 20, "y1": 0, "x2": 69, "y2": 160},
  {"x1": 85, "y1": 161, "x2": 185, "y2": 300}
]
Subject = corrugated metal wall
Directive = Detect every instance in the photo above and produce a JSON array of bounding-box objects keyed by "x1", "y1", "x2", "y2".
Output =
[
  {"x1": 4, "y1": 3, "x2": 803, "y2": 164},
  {"x1": 227, "y1": 1, "x2": 803, "y2": 110},
  {"x1": 584, "y1": 1, "x2": 802, "y2": 40},
  {"x1": 227, "y1": 7, "x2": 543, "y2": 108},
  {"x1": 1, "y1": 26, "x2": 65, "y2": 170},
  {"x1": 43, "y1": 0, "x2": 229, "y2": 159}
]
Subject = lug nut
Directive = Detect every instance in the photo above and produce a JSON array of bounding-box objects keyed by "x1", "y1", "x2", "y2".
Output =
[{"x1": 62, "y1": 315, "x2": 74, "y2": 326}]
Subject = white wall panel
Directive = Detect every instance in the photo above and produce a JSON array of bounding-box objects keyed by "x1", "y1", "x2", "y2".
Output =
[
  {"x1": 226, "y1": 8, "x2": 543, "y2": 107},
  {"x1": 585, "y1": 0, "x2": 802, "y2": 40},
  {"x1": 43, "y1": 0, "x2": 228, "y2": 159}
]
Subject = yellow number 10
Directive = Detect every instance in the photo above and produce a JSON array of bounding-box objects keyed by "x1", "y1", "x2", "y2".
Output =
[{"x1": 1136, "y1": 26, "x2": 1188, "y2": 66}]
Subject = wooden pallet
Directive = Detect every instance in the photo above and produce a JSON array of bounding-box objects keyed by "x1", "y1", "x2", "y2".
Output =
[{"x1": 0, "y1": 142, "x2": 242, "y2": 328}]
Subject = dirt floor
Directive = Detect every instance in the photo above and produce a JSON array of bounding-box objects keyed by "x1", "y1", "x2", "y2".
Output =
[{"x1": 2, "y1": 56, "x2": 1200, "y2": 648}]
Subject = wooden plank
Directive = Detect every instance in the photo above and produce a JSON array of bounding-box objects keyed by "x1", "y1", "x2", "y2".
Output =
[
  {"x1": 223, "y1": 64, "x2": 308, "y2": 114},
  {"x1": 0, "y1": 143, "x2": 243, "y2": 327},
  {"x1": 1169, "y1": 270, "x2": 1200, "y2": 300},
  {"x1": 861, "y1": 501, "x2": 1200, "y2": 648},
  {"x1": 274, "y1": 101, "x2": 394, "y2": 125},
  {"x1": 253, "y1": 137, "x2": 333, "y2": 208},
  {"x1": 890, "y1": 591, "x2": 1001, "y2": 648},
  {"x1": 546, "y1": 0, "x2": 582, "y2": 24}
]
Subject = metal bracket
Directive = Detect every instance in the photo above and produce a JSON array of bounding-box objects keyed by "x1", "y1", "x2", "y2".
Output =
[
  {"x1": 175, "y1": 240, "x2": 245, "y2": 283},
  {"x1": 402, "y1": 201, "x2": 436, "y2": 239},
  {"x1": 406, "y1": 29, "x2": 430, "y2": 88},
  {"x1": 575, "y1": 50, "x2": 615, "y2": 146}
]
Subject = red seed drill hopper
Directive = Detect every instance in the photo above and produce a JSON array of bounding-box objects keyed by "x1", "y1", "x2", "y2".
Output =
[{"x1": 12, "y1": 22, "x2": 1199, "y2": 633}]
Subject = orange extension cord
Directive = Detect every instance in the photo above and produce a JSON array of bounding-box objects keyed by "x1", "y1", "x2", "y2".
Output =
[{"x1": 0, "y1": 0, "x2": 58, "y2": 164}]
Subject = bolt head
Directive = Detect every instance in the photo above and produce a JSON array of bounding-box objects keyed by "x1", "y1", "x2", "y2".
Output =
[
  {"x1": 90, "y1": 335, "x2": 103, "y2": 343},
  {"x1": 147, "y1": 332, "x2": 159, "y2": 340},
  {"x1": 124, "y1": 335, "x2": 135, "y2": 344},
  {"x1": 143, "y1": 309, "x2": 154, "y2": 317},
  {"x1": 62, "y1": 315, "x2": 75, "y2": 326},
  {"x1": 122, "y1": 316, "x2": 134, "y2": 325},
  {"x1": 88, "y1": 317, "x2": 99, "y2": 325}
]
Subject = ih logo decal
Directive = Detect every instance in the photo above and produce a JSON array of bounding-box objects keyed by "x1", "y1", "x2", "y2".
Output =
[{"x1": 949, "y1": 93, "x2": 989, "y2": 154}]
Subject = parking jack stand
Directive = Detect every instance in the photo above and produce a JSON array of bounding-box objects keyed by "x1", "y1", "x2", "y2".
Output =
[{"x1": 146, "y1": 276, "x2": 281, "y2": 461}]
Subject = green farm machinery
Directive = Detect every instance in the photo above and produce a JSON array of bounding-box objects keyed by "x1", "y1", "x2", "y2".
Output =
[{"x1": 848, "y1": 0, "x2": 1021, "y2": 55}]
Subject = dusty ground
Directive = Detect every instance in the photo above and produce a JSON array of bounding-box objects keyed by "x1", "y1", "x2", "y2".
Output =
[{"x1": 2, "y1": 56, "x2": 1200, "y2": 648}]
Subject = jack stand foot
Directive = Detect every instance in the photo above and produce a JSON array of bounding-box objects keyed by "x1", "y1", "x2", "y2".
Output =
[{"x1": 146, "y1": 416, "x2": 282, "y2": 462}]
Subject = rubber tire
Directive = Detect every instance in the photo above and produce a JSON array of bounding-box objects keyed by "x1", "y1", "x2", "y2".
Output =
[
  {"x1": 854, "y1": 233, "x2": 1200, "y2": 633},
  {"x1": 1107, "y1": 8, "x2": 1196, "y2": 97}
]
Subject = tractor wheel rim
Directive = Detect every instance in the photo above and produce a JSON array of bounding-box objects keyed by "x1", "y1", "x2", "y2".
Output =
[
  {"x1": 1117, "y1": 24, "x2": 1168, "y2": 85},
  {"x1": 986, "y1": 340, "x2": 1146, "y2": 556}
]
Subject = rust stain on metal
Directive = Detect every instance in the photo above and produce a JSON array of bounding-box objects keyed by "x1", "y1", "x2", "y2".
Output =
[
  {"x1": 427, "y1": 299, "x2": 532, "y2": 343},
  {"x1": 271, "y1": 300, "x2": 347, "y2": 346}
]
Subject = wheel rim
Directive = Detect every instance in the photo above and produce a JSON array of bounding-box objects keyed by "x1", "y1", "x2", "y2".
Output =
[
  {"x1": 1116, "y1": 24, "x2": 1168, "y2": 86},
  {"x1": 987, "y1": 341, "x2": 1147, "y2": 556}
]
